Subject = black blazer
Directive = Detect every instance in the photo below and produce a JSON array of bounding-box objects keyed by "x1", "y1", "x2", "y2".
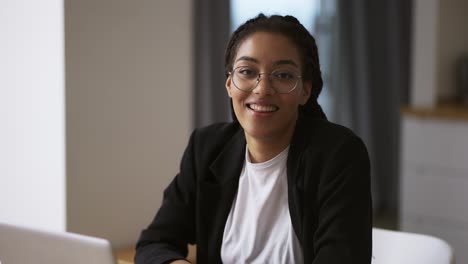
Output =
[{"x1": 136, "y1": 115, "x2": 372, "y2": 264}]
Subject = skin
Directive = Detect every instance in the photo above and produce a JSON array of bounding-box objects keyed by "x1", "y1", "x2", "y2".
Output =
[
  {"x1": 226, "y1": 32, "x2": 311, "y2": 163},
  {"x1": 170, "y1": 260, "x2": 190, "y2": 264}
]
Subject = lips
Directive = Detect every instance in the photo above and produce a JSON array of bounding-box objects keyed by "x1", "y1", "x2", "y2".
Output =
[{"x1": 246, "y1": 103, "x2": 279, "y2": 113}]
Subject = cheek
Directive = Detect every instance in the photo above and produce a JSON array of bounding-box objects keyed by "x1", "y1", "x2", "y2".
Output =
[
  {"x1": 231, "y1": 90, "x2": 246, "y2": 104},
  {"x1": 295, "y1": 86, "x2": 310, "y2": 105},
  {"x1": 284, "y1": 92, "x2": 304, "y2": 108},
  {"x1": 230, "y1": 92, "x2": 246, "y2": 112}
]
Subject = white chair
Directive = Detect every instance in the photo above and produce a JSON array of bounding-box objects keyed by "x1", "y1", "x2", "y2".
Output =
[{"x1": 372, "y1": 227, "x2": 454, "y2": 264}]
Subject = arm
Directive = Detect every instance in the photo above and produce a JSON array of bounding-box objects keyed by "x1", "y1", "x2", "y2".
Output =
[
  {"x1": 135, "y1": 131, "x2": 198, "y2": 264},
  {"x1": 310, "y1": 135, "x2": 372, "y2": 263}
]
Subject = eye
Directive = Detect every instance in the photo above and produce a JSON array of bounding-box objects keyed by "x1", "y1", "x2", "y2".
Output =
[
  {"x1": 236, "y1": 67, "x2": 258, "y2": 79},
  {"x1": 273, "y1": 71, "x2": 295, "y2": 80}
]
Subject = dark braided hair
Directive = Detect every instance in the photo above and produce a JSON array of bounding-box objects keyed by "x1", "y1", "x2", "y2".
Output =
[{"x1": 225, "y1": 13, "x2": 327, "y2": 120}]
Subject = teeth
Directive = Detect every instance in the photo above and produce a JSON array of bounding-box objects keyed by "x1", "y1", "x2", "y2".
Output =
[{"x1": 249, "y1": 104, "x2": 278, "y2": 112}]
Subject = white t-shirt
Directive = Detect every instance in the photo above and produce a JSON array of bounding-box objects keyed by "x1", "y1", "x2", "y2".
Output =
[{"x1": 221, "y1": 145, "x2": 303, "y2": 264}]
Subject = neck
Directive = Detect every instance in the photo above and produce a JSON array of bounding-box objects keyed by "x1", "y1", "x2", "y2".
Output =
[{"x1": 245, "y1": 126, "x2": 295, "y2": 163}]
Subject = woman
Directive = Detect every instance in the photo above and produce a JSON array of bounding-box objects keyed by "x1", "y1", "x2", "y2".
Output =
[{"x1": 136, "y1": 14, "x2": 372, "y2": 264}]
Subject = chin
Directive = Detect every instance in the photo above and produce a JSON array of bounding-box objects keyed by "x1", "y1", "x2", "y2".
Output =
[{"x1": 243, "y1": 124, "x2": 284, "y2": 141}]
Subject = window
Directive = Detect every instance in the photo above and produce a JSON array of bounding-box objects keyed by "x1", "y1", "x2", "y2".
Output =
[{"x1": 230, "y1": 0, "x2": 320, "y2": 32}]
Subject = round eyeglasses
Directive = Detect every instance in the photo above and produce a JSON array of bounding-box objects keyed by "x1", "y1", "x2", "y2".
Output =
[{"x1": 229, "y1": 67, "x2": 302, "y2": 94}]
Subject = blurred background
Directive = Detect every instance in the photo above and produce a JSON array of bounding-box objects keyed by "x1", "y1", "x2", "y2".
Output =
[{"x1": 1, "y1": 0, "x2": 468, "y2": 261}]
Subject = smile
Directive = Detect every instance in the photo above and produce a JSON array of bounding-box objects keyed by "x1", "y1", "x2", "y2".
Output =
[{"x1": 247, "y1": 103, "x2": 279, "y2": 113}]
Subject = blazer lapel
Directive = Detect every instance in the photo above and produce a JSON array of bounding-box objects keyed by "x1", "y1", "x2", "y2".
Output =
[
  {"x1": 209, "y1": 128, "x2": 246, "y2": 183},
  {"x1": 287, "y1": 114, "x2": 313, "y2": 244},
  {"x1": 197, "y1": 129, "x2": 246, "y2": 262}
]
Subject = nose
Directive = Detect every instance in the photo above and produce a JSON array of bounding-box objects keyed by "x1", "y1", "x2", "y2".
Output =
[{"x1": 253, "y1": 73, "x2": 275, "y2": 95}]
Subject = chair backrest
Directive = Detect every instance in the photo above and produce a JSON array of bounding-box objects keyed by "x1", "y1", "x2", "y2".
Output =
[{"x1": 372, "y1": 227, "x2": 454, "y2": 264}]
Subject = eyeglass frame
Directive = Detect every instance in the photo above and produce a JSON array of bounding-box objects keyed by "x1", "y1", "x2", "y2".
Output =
[{"x1": 228, "y1": 66, "x2": 303, "y2": 94}]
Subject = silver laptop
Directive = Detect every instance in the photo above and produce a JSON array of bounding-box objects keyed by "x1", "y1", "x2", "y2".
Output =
[{"x1": 0, "y1": 222, "x2": 117, "y2": 264}]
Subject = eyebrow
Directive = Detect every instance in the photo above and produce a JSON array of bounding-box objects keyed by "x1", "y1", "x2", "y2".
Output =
[{"x1": 235, "y1": 56, "x2": 299, "y2": 68}]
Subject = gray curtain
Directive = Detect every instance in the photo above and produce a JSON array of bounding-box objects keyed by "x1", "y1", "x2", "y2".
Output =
[
  {"x1": 330, "y1": 0, "x2": 412, "y2": 216},
  {"x1": 193, "y1": 0, "x2": 232, "y2": 128}
]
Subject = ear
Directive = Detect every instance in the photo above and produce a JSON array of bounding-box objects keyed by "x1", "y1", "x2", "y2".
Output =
[
  {"x1": 226, "y1": 75, "x2": 233, "y2": 98},
  {"x1": 299, "y1": 81, "x2": 312, "y2": 105}
]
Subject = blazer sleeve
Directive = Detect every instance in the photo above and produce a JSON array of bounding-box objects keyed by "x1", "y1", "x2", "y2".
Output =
[
  {"x1": 311, "y1": 135, "x2": 373, "y2": 264},
  {"x1": 135, "y1": 130, "x2": 198, "y2": 264}
]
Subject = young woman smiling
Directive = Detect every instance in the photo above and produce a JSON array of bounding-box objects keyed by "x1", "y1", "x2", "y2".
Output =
[{"x1": 136, "y1": 14, "x2": 372, "y2": 264}]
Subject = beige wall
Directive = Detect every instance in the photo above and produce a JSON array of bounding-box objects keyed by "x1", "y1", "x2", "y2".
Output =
[{"x1": 65, "y1": 0, "x2": 192, "y2": 248}]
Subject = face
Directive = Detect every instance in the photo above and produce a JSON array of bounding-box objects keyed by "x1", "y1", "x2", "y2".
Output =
[{"x1": 226, "y1": 32, "x2": 311, "y2": 143}]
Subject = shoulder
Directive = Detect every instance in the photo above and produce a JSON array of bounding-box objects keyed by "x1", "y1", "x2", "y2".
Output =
[
  {"x1": 191, "y1": 121, "x2": 242, "y2": 146},
  {"x1": 188, "y1": 121, "x2": 244, "y2": 162},
  {"x1": 298, "y1": 117, "x2": 364, "y2": 146},
  {"x1": 309, "y1": 119, "x2": 356, "y2": 140},
  {"x1": 293, "y1": 118, "x2": 371, "y2": 197},
  {"x1": 293, "y1": 117, "x2": 368, "y2": 161}
]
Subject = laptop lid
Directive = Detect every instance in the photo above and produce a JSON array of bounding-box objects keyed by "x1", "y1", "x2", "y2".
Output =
[{"x1": 0, "y1": 222, "x2": 117, "y2": 264}]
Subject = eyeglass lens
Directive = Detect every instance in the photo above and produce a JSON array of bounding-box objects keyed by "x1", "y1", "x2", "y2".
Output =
[{"x1": 232, "y1": 68, "x2": 299, "y2": 93}]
